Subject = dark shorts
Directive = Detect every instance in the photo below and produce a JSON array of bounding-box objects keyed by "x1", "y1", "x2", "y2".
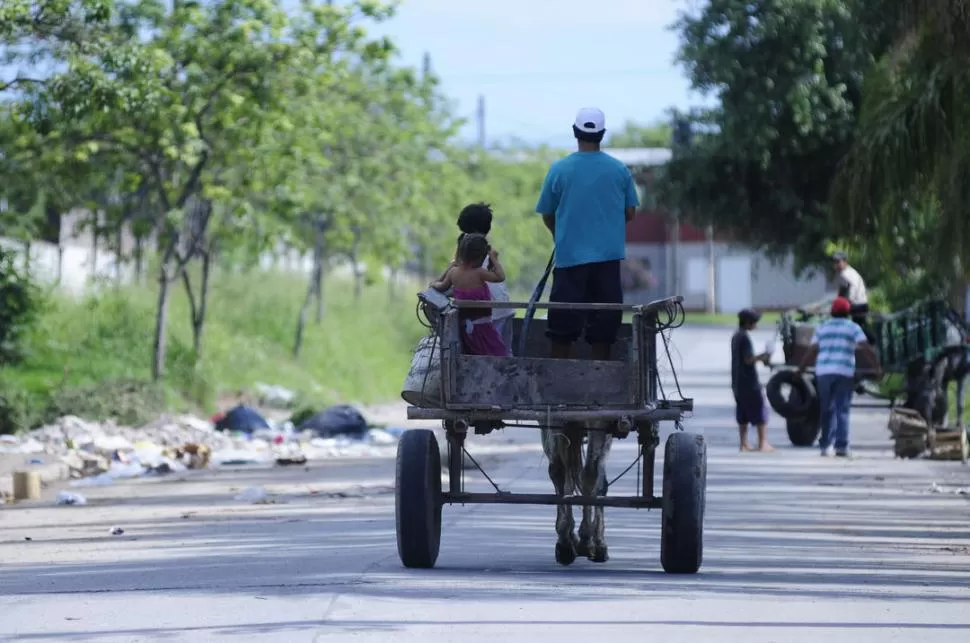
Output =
[
  {"x1": 546, "y1": 259, "x2": 623, "y2": 345},
  {"x1": 735, "y1": 388, "x2": 769, "y2": 426}
]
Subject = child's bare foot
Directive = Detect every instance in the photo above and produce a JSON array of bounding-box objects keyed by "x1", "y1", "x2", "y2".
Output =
[
  {"x1": 758, "y1": 443, "x2": 776, "y2": 453},
  {"x1": 739, "y1": 444, "x2": 752, "y2": 452}
]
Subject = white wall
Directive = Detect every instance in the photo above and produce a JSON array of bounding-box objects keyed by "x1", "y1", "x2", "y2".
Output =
[
  {"x1": 626, "y1": 241, "x2": 830, "y2": 312},
  {"x1": 0, "y1": 236, "x2": 410, "y2": 295}
]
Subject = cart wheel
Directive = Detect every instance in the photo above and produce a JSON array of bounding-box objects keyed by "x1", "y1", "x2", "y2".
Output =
[
  {"x1": 395, "y1": 429, "x2": 442, "y2": 569},
  {"x1": 786, "y1": 415, "x2": 820, "y2": 447},
  {"x1": 661, "y1": 432, "x2": 707, "y2": 574}
]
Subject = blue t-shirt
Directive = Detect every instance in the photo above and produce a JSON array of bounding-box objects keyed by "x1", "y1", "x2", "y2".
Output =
[{"x1": 535, "y1": 151, "x2": 640, "y2": 268}]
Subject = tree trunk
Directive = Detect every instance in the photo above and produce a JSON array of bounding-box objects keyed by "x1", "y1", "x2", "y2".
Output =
[
  {"x1": 152, "y1": 269, "x2": 172, "y2": 381},
  {"x1": 353, "y1": 263, "x2": 364, "y2": 300},
  {"x1": 55, "y1": 245, "x2": 63, "y2": 285},
  {"x1": 134, "y1": 235, "x2": 144, "y2": 285},
  {"x1": 313, "y1": 224, "x2": 326, "y2": 323},
  {"x1": 115, "y1": 223, "x2": 124, "y2": 286},
  {"x1": 350, "y1": 228, "x2": 363, "y2": 301},
  {"x1": 90, "y1": 213, "x2": 98, "y2": 285},
  {"x1": 294, "y1": 255, "x2": 323, "y2": 357},
  {"x1": 182, "y1": 249, "x2": 214, "y2": 361}
]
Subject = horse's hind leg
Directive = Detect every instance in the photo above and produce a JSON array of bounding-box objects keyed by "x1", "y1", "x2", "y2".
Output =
[
  {"x1": 542, "y1": 428, "x2": 578, "y2": 565},
  {"x1": 579, "y1": 427, "x2": 612, "y2": 563}
]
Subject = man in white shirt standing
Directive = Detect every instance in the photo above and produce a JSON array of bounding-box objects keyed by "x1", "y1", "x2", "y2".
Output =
[{"x1": 831, "y1": 250, "x2": 871, "y2": 340}]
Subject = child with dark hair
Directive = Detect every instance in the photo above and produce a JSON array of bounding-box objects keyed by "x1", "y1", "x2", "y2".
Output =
[
  {"x1": 453, "y1": 202, "x2": 514, "y2": 353},
  {"x1": 431, "y1": 233, "x2": 510, "y2": 357}
]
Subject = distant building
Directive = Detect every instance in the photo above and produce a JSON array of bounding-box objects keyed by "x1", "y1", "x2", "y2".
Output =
[{"x1": 604, "y1": 147, "x2": 829, "y2": 312}]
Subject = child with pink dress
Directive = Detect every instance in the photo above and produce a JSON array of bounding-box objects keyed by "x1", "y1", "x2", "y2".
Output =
[{"x1": 431, "y1": 233, "x2": 510, "y2": 357}]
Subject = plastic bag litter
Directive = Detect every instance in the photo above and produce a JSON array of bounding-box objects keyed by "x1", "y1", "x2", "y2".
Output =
[
  {"x1": 56, "y1": 491, "x2": 87, "y2": 506},
  {"x1": 367, "y1": 428, "x2": 397, "y2": 446}
]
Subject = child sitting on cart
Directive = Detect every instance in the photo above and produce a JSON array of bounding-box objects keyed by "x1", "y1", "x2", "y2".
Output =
[{"x1": 431, "y1": 233, "x2": 511, "y2": 357}]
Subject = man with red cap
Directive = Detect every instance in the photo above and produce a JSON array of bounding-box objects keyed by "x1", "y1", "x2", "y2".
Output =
[{"x1": 797, "y1": 297, "x2": 880, "y2": 457}]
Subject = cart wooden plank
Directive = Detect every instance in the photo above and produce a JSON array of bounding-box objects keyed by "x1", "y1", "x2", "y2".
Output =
[{"x1": 451, "y1": 355, "x2": 633, "y2": 407}]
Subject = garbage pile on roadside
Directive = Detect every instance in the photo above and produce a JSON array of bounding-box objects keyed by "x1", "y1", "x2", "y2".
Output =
[{"x1": 0, "y1": 401, "x2": 403, "y2": 488}]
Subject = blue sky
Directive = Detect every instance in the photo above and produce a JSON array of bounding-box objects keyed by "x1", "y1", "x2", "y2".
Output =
[
  {"x1": 2, "y1": 0, "x2": 705, "y2": 148},
  {"x1": 372, "y1": 0, "x2": 708, "y2": 148}
]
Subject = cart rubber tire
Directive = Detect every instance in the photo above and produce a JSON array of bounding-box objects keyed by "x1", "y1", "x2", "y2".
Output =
[
  {"x1": 766, "y1": 370, "x2": 816, "y2": 419},
  {"x1": 786, "y1": 414, "x2": 820, "y2": 447},
  {"x1": 395, "y1": 429, "x2": 442, "y2": 569},
  {"x1": 661, "y1": 432, "x2": 707, "y2": 575}
]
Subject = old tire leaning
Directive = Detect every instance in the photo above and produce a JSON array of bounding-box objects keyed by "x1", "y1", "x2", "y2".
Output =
[
  {"x1": 786, "y1": 414, "x2": 820, "y2": 447},
  {"x1": 766, "y1": 370, "x2": 816, "y2": 419},
  {"x1": 661, "y1": 431, "x2": 707, "y2": 575},
  {"x1": 395, "y1": 429, "x2": 442, "y2": 569}
]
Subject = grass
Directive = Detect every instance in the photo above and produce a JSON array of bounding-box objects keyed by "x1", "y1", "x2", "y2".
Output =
[{"x1": 0, "y1": 268, "x2": 427, "y2": 429}]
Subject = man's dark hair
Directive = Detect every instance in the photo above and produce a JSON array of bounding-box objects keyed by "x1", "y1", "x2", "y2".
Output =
[
  {"x1": 573, "y1": 125, "x2": 605, "y2": 145},
  {"x1": 457, "y1": 202, "x2": 493, "y2": 235},
  {"x1": 831, "y1": 309, "x2": 850, "y2": 319}
]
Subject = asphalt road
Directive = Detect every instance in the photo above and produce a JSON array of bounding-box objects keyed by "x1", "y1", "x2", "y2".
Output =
[{"x1": 2, "y1": 325, "x2": 969, "y2": 643}]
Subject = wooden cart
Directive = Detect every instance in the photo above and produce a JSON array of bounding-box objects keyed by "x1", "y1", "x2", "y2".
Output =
[
  {"x1": 772, "y1": 298, "x2": 954, "y2": 446},
  {"x1": 397, "y1": 294, "x2": 701, "y2": 573}
]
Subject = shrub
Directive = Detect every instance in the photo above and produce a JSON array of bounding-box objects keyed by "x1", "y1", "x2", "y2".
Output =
[{"x1": 0, "y1": 246, "x2": 41, "y2": 366}]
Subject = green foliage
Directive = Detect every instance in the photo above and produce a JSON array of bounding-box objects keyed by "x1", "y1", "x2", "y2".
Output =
[
  {"x1": 0, "y1": 0, "x2": 562, "y2": 416},
  {"x1": 43, "y1": 378, "x2": 168, "y2": 427},
  {"x1": 0, "y1": 270, "x2": 427, "y2": 431},
  {"x1": 288, "y1": 405, "x2": 317, "y2": 427},
  {"x1": 661, "y1": 0, "x2": 889, "y2": 270},
  {"x1": 832, "y1": 2, "x2": 970, "y2": 297},
  {"x1": 0, "y1": 246, "x2": 41, "y2": 366},
  {"x1": 606, "y1": 120, "x2": 672, "y2": 148}
]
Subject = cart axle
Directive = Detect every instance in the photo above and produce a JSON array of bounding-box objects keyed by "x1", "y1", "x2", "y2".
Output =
[
  {"x1": 441, "y1": 492, "x2": 662, "y2": 509},
  {"x1": 407, "y1": 404, "x2": 691, "y2": 424}
]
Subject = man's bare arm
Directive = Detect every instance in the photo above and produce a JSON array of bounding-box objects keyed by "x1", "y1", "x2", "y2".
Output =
[
  {"x1": 541, "y1": 214, "x2": 555, "y2": 236},
  {"x1": 625, "y1": 207, "x2": 636, "y2": 223},
  {"x1": 796, "y1": 344, "x2": 819, "y2": 370}
]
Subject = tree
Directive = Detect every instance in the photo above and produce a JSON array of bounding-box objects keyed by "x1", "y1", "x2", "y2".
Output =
[
  {"x1": 659, "y1": 0, "x2": 890, "y2": 268},
  {"x1": 13, "y1": 0, "x2": 405, "y2": 376},
  {"x1": 605, "y1": 120, "x2": 672, "y2": 148},
  {"x1": 831, "y1": 0, "x2": 970, "y2": 309}
]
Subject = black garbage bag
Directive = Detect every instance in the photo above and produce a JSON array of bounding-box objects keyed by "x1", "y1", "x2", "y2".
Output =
[
  {"x1": 215, "y1": 405, "x2": 270, "y2": 434},
  {"x1": 298, "y1": 404, "x2": 368, "y2": 439}
]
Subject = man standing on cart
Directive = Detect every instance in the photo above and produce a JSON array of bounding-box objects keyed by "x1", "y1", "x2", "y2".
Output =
[
  {"x1": 535, "y1": 107, "x2": 640, "y2": 361},
  {"x1": 831, "y1": 250, "x2": 871, "y2": 340}
]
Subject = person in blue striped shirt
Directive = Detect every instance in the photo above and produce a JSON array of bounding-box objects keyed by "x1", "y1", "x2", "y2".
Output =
[{"x1": 797, "y1": 297, "x2": 880, "y2": 457}]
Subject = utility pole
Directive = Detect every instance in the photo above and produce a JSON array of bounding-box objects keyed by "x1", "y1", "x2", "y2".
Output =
[
  {"x1": 422, "y1": 52, "x2": 431, "y2": 79},
  {"x1": 476, "y1": 94, "x2": 486, "y2": 148}
]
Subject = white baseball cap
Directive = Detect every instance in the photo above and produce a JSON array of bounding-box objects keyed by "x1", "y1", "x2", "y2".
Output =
[{"x1": 574, "y1": 107, "x2": 606, "y2": 133}]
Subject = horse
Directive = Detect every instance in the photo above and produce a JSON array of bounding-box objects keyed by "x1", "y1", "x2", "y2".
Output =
[{"x1": 540, "y1": 422, "x2": 613, "y2": 565}]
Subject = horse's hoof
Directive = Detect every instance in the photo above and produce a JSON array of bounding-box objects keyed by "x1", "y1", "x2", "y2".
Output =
[
  {"x1": 555, "y1": 541, "x2": 578, "y2": 566},
  {"x1": 588, "y1": 544, "x2": 609, "y2": 563},
  {"x1": 576, "y1": 539, "x2": 590, "y2": 558}
]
